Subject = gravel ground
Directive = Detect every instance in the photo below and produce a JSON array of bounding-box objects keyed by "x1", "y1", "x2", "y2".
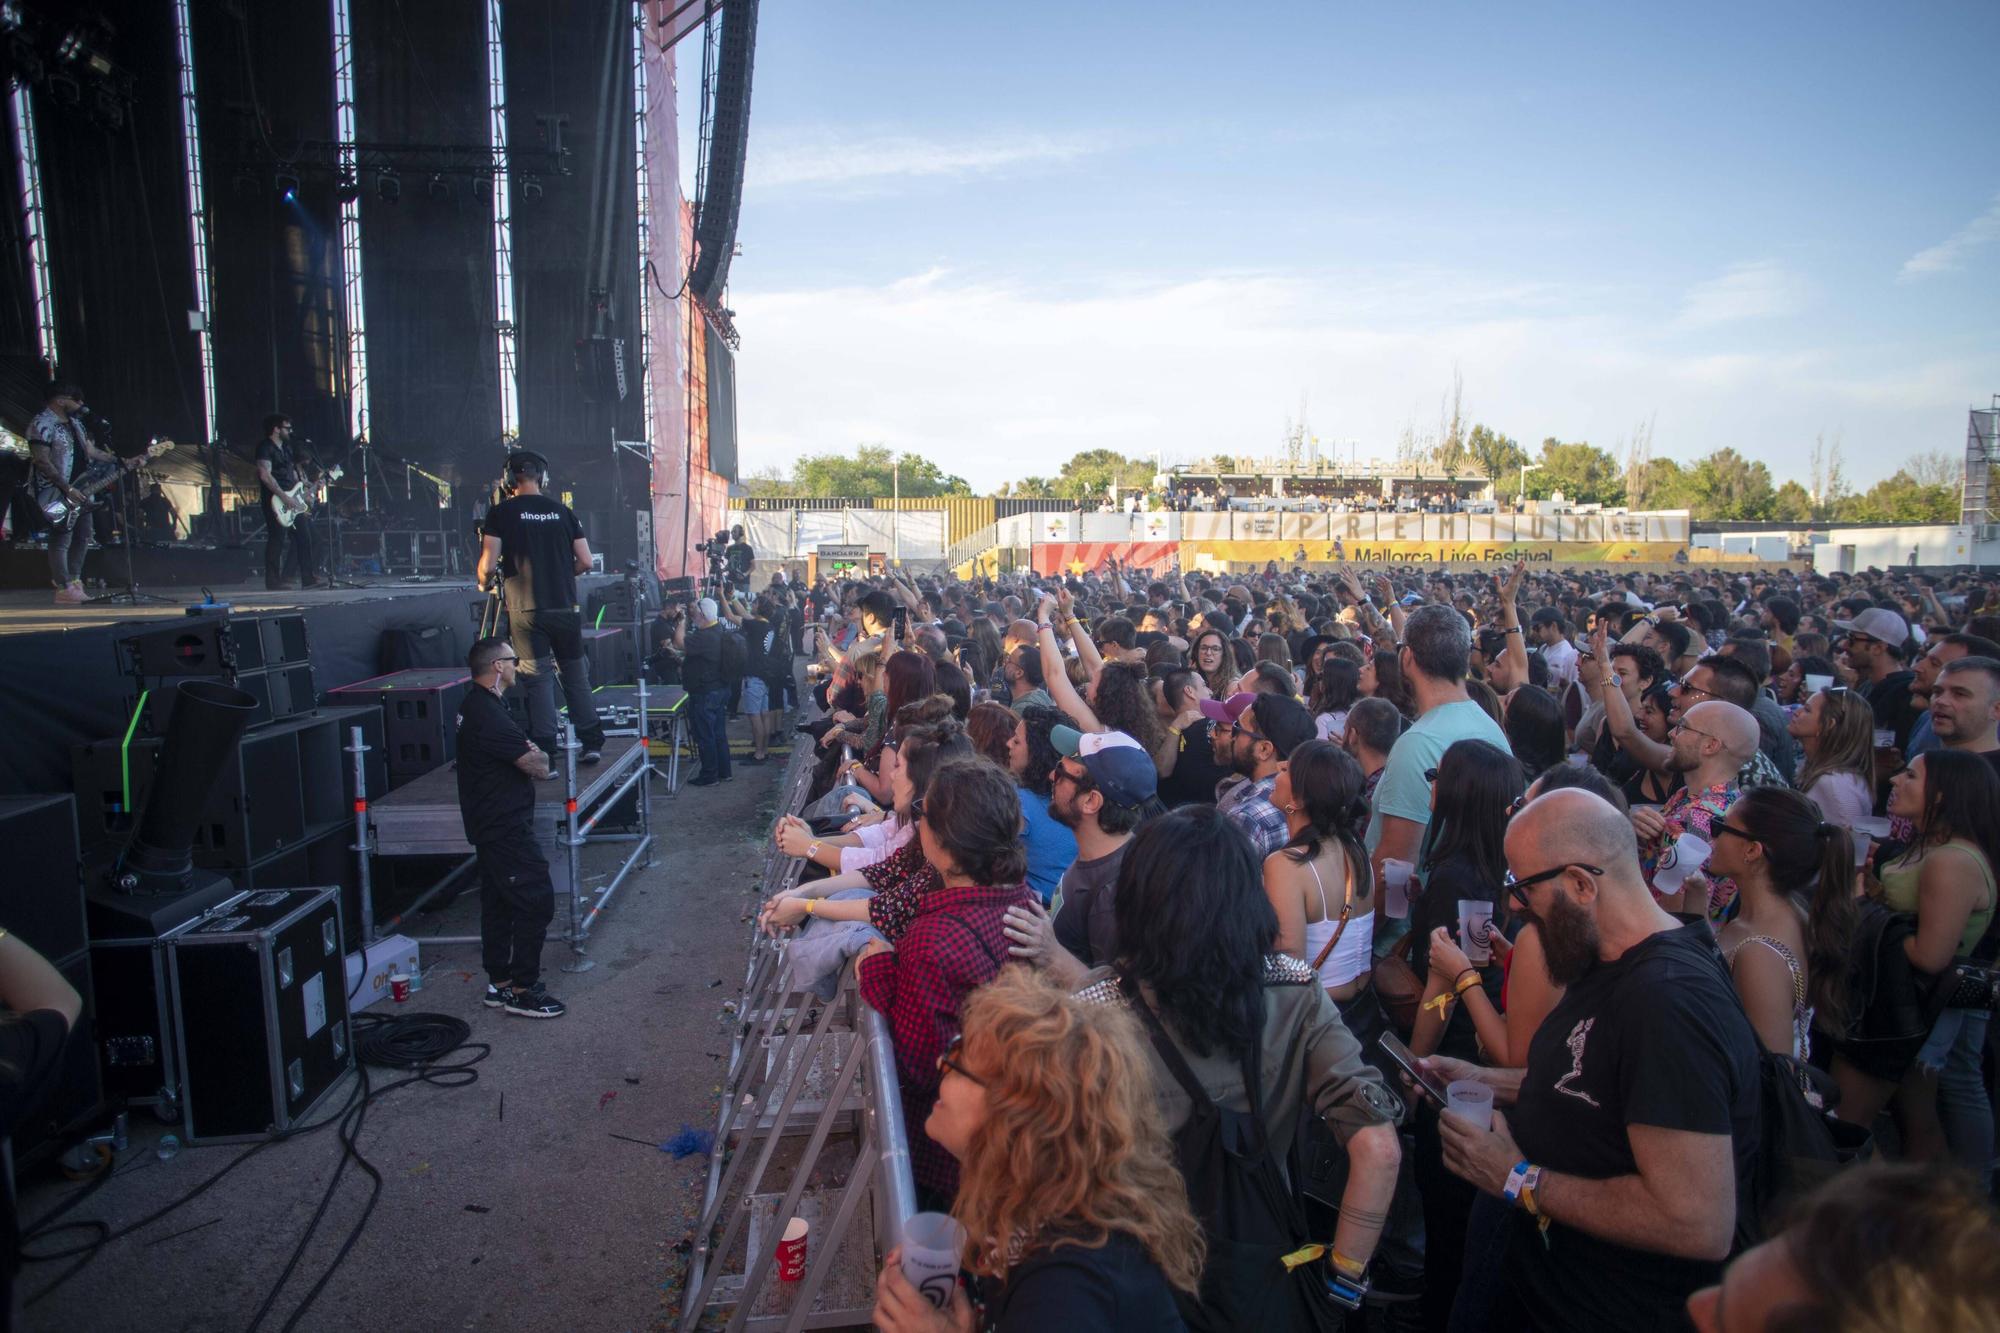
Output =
[{"x1": 17, "y1": 726, "x2": 789, "y2": 1333}]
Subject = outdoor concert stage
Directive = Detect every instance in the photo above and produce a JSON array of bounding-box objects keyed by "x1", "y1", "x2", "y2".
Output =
[{"x1": 0, "y1": 575, "x2": 575, "y2": 798}]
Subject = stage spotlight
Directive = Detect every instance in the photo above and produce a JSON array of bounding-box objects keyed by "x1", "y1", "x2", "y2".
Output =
[
  {"x1": 46, "y1": 68, "x2": 78, "y2": 105},
  {"x1": 427, "y1": 172, "x2": 451, "y2": 203},
  {"x1": 520, "y1": 174, "x2": 542, "y2": 200},
  {"x1": 275, "y1": 167, "x2": 299, "y2": 202},
  {"x1": 472, "y1": 175, "x2": 492, "y2": 200},
  {"x1": 375, "y1": 168, "x2": 400, "y2": 203}
]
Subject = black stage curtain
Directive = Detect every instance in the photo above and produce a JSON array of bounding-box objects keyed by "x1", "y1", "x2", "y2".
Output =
[
  {"x1": 190, "y1": 0, "x2": 345, "y2": 472},
  {"x1": 501, "y1": 0, "x2": 646, "y2": 560},
  {"x1": 33, "y1": 0, "x2": 205, "y2": 455},
  {"x1": 0, "y1": 97, "x2": 38, "y2": 398},
  {"x1": 351, "y1": 0, "x2": 500, "y2": 490}
]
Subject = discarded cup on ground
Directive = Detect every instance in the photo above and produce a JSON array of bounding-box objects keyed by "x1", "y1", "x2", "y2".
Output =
[
  {"x1": 774, "y1": 1215, "x2": 809, "y2": 1281},
  {"x1": 1380, "y1": 859, "x2": 1415, "y2": 919},
  {"x1": 388, "y1": 973, "x2": 411, "y2": 1003},
  {"x1": 1445, "y1": 1079, "x2": 1494, "y2": 1131},
  {"x1": 899, "y1": 1211, "x2": 966, "y2": 1310}
]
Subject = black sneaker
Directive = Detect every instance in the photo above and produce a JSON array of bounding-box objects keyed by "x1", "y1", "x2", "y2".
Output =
[
  {"x1": 580, "y1": 748, "x2": 602, "y2": 765},
  {"x1": 484, "y1": 984, "x2": 513, "y2": 1009},
  {"x1": 504, "y1": 984, "x2": 566, "y2": 1019}
]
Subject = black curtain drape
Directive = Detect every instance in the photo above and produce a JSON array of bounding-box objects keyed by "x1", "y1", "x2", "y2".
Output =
[
  {"x1": 352, "y1": 0, "x2": 500, "y2": 490},
  {"x1": 33, "y1": 0, "x2": 204, "y2": 456},
  {"x1": 190, "y1": 0, "x2": 343, "y2": 470},
  {"x1": 502, "y1": 0, "x2": 645, "y2": 562}
]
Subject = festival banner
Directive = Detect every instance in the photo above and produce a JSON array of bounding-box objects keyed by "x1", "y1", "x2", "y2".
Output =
[
  {"x1": 1179, "y1": 540, "x2": 1692, "y2": 567},
  {"x1": 1032, "y1": 542, "x2": 1182, "y2": 576}
]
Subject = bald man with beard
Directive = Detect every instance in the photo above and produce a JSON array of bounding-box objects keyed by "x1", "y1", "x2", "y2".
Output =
[
  {"x1": 1427, "y1": 789, "x2": 1761, "y2": 1333},
  {"x1": 1631, "y1": 700, "x2": 1760, "y2": 917}
]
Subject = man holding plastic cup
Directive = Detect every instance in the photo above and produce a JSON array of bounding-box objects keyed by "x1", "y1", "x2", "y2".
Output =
[
  {"x1": 1425, "y1": 788, "x2": 1760, "y2": 1333},
  {"x1": 1632, "y1": 701, "x2": 1757, "y2": 919}
]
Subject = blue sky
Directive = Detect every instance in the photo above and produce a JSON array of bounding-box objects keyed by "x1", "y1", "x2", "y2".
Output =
[{"x1": 679, "y1": 1, "x2": 2000, "y2": 493}]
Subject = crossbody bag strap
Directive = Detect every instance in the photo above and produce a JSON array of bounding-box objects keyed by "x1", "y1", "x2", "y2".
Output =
[
  {"x1": 1309, "y1": 854, "x2": 1356, "y2": 974},
  {"x1": 939, "y1": 911, "x2": 1003, "y2": 969},
  {"x1": 1118, "y1": 975, "x2": 1216, "y2": 1110}
]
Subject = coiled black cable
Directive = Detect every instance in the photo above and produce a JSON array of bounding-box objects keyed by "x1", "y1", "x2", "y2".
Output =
[{"x1": 23, "y1": 1009, "x2": 488, "y2": 1333}]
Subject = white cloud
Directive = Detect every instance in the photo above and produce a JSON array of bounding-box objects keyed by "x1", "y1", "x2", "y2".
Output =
[
  {"x1": 749, "y1": 128, "x2": 1107, "y2": 190},
  {"x1": 1899, "y1": 193, "x2": 2000, "y2": 280},
  {"x1": 1671, "y1": 261, "x2": 1804, "y2": 329},
  {"x1": 729, "y1": 267, "x2": 1981, "y2": 492}
]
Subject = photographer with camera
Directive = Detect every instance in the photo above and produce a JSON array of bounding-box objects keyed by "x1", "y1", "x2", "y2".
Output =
[
  {"x1": 725, "y1": 525, "x2": 754, "y2": 599},
  {"x1": 476, "y1": 450, "x2": 608, "y2": 766}
]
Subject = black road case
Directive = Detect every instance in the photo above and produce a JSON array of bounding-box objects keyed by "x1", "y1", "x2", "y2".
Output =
[{"x1": 165, "y1": 887, "x2": 354, "y2": 1143}]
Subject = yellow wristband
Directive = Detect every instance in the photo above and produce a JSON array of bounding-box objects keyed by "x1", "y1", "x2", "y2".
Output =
[
  {"x1": 1455, "y1": 972, "x2": 1483, "y2": 997},
  {"x1": 804, "y1": 899, "x2": 817, "y2": 916},
  {"x1": 1421, "y1": 990, "x2": 1457, "y2": 1018}
]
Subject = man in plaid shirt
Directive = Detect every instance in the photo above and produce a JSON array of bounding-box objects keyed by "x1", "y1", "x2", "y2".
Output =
[
  {"x1": 1204, "y1": 692, "x2": 1316, "y2": 860},
  {"x1": 857, "y1": 762, "x2": 1033, "y2": 1203},
  {"x1": 1636, "y1": 701, "x2": 1757, "y2": 918}
]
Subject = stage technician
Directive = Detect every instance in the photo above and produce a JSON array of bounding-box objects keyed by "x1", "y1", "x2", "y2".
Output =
[
  {"x1": 457, "y1": 636, "x2": 566, "y2": 1019},
  {"x1": 477, "y1": 450, "x2": 607, "y2": 766}
]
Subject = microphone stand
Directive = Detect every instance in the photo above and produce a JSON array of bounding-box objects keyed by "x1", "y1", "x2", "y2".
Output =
[
  {"x1": 89, "y1": 435, "x2": 177, "y2": 607},
  {"x1": 306, "y1": 437, "x2": 367, "y2": 589}
]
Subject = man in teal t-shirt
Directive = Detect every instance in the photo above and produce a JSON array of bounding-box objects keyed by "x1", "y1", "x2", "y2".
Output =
[{"x1": 1366, "y1": 605, "x2": 1510, "y2": 948}]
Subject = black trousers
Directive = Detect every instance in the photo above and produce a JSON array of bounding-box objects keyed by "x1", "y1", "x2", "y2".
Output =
[
  {"x1": 475, "y1": 826, "x2": 555, "y2": 989},
  {"x1": 262, "y1": 504, "x2": 316, "y2": 588}
]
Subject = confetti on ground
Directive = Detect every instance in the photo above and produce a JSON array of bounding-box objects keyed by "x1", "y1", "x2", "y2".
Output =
[
  {"x1": 662, "y1": 1125, "x2": 714, "y2": 1159},
  {"x1": 599, "y1": 1090, "x2": 618, "y2": 1111}
]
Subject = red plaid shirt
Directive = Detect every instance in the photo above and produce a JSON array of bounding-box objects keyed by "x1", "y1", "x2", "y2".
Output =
[{"x1": 857, "y1": 880, "x2": 1033, "y2": 1198}]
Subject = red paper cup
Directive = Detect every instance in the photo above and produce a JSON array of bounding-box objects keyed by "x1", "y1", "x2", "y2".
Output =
[
  {"x1": 774, "y1": 1216, "x2": 808, "y2": 1281},
  {"x1": 388, "y1": 973, "x2": 411, "y2": 1003}
]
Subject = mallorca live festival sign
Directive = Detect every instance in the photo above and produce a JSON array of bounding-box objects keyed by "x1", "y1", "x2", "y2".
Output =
[{"x1": 1174, "y1": 511, "x2": 1691, "y2": 567}]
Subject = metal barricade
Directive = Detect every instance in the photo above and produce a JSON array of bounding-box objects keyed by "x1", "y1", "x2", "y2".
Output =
[{"x1": 683, "y1": 735, "x2": 914, "y2": 1331}]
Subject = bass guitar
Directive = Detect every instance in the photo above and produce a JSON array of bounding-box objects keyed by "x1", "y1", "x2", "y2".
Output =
[
  {"x1": 271, "y1": 464, "x2": 343, "y2": 529},
  {"x1": 38, "y1": 439, "x2": 175, "y2": 528}
]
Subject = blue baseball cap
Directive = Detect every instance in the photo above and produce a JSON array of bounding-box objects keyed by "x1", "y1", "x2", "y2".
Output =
[{"x1": 1049, "y1": 726, "x2": 1158, "y2": 808}]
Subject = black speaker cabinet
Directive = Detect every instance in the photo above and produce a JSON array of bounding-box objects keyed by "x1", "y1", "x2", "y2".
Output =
[
  {"x1": 313, "y1": 703, "x2": 389, "y2": 806},
  {"x1": 325, "y1": 669, "x2": 470, "y2": 777},
  {"x1": 0, "y1": 795, "x2": 86, "y2": 961},
  {"x1": 165, "y1": 887, "x2": 352, "y2": 1143},
  {"x1": 72, "y1": 712, "x2": 347, "y2": 867},
  {"x1": 117, "y1": 612, "x2": 309, "y2": 678},
  {"x1": 237, "y1": 823, "x2": 366, "y2": 950}
]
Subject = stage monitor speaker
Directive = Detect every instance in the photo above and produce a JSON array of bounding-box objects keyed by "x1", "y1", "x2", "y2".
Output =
[
  {"x1": 116, "y1": 612, "x2": 308, "y2": 678},
  {"x1": 581, "y1": 626, "x2": 633, "y2": 686},
  {"x1": 0, "y1": 794, "x2": 86, "y2": 961},
  {"x1": 312, "y1": 703, "x2": 389, "y2": 808},
  {"x1": 164, "y1": 887, "x2": 352, "y2": 1142},
  {"x1": 326, "y1": 669, "x2": 470, "y2": 778}
]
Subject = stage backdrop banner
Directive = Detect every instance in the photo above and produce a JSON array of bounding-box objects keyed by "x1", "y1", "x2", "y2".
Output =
[
  {"x1": 1180, "y1": 540, "x2": 1690, "y2": 567},
  {"x1": 1032, "y1": 542, "x2": 1180, "y2": 576}
]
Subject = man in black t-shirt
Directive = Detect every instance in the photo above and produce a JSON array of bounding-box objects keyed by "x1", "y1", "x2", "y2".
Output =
[
  {"x1": 724, "y1": 526, "x2": 754, "y2": 599},
  {"x1": 1837, "y1": 606, "x2": 1921, "y2": 749},
  {"x1": 476, "y1": 451, "x2": 607, "y2": 765},
  {"x1": 1427, "y1": 788, "x2": 1760, "y2": 1333},
  {"x1": 455, "y1": 636, "x2": 566, "y2": 1019},
  {"x1": 254, "y1": 413, "x2": 318, "y2": 589}
]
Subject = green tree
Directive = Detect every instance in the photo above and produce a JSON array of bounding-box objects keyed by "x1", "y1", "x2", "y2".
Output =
[
  {"x1": 787, "y1": 444, "x2": 970, "y2": 498},
  {"x1": 1681, "y1": 448, "x2": 1777, "y2": 520},
  {"x1": 741, "y1": 464, "x2": 802, "y2": 498},
  {"x1": 1522, "y1": 439, "x2": 1625, "y2": 505},
  {"x1": 1044, "y1": 448, "x2": 1156, "y2": 501},
  {"x1": 1772, "y1": 480, "x2": 1814, "y2": 522},
  {"x1": 1465, "y1": 424, "x2": 1527, "y2": 485},
  {"x1": 1005, "y1": 476, "x2": 1059, "y2": 498},
  {"x1": 1628, "y1": 457, "x2": 1692, "y2": 510},
  {"x1": 1843, "y1": 470, "x2": 1959, "y2": 523}
]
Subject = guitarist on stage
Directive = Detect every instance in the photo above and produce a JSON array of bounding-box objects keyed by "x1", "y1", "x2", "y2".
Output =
[
  {"x1": 255, "y1": 413, "x2": 320, "y2": 591},
  {"x1": 28, "y1": 381, "x2": 117, "y2": 604}
]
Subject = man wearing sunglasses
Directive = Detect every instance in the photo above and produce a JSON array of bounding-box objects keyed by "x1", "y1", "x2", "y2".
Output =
[
  {"x1": 1636, "y1": 701, "x2": 1759, "y2": 916},
  {"x1": 1430, "y1": 788, "x2": 1760, "y2": 1333},
  {"x1": 1831, "y1": 605, "x2": 1920, "y2": 750},
  {"x1": 1202, "y1": 691, "x2": 1315, "y2": 859}
]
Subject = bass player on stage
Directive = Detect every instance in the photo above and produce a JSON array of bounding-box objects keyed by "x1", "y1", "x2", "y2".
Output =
[
  {"x1": 256, "y1": 413, "x2": 320, "y2": 591},
  {"x1": 28, "y1": 381, "x2": 118, "y2": 604}
]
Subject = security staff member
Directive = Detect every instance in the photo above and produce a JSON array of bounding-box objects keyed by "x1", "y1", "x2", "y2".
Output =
[
  {"x1": 457, "y1": 636, "x2": 566, "y2": 1019},
  {"x1": 476, "y1": 450, "x2": 608, "y2": 765}
]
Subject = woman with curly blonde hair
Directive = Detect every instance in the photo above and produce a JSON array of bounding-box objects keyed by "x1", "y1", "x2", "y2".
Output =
[{"x1": 872, "y1": 967, "x2": 1201, "y2": 1331}]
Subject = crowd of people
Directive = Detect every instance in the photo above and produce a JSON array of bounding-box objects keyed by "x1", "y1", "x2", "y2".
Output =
[{"x1": 742, "y1": 558, "x2": 2000, "y2": 1330}]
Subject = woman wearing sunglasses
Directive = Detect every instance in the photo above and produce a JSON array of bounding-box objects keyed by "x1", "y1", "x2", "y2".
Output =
[
  {"x1": 1785, "y1": 686, "x2": 1876, "y2": 836},
  {"x1": 1704, "y1": 788, "x2": 1857, "y2": 1062},
  {"x1": 872, "y1": 969, "x2": 1201, "y2": 1332}
]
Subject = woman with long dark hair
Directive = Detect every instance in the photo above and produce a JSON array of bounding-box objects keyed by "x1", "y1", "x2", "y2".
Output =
[
  {"x1": 964, "y1": 701, "x2": 1078, "y2": 905},
  {"x1": 1360, "y1": 646, "x2": 1410, "y2": 718},
  {"x1": 1097, "y1": 806, "x2": 1401, "y2": 1332},
  {"x1": 1310, "y1": 658, "x2": 1362, "y2": 743},
  {"x1": 1843, "y1": 751, "x2": 2000, "y2": 1171},
  {"x1": 1786, "y1": 686, "x2": 1876, "y2": 833},
  {"x1": 1188, "y1": 627, "x2": 1234, "y2": 701},
  {"x1": 1263, "y1": 741, "x2": 1375, "y2": 1010},
  {"x1": 1500, "y1": 683, "x2": 1566, "y2": 780},
  {"x1": 1706, "y1": 786, "x2": 1856, "y2": 1061}
]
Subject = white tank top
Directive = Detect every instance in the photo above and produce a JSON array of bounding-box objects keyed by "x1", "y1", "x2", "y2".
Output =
[{"x1": 1301, "y1": 852, "x2": 1374, "y2": 988}]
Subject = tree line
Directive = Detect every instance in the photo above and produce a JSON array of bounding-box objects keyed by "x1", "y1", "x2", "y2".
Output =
[{"x1": 744, "y1": 435, "x2": 1965, "y2": 524}]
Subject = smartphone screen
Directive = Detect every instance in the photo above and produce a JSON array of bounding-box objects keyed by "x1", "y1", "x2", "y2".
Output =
[{"x1": 1377, "y1": 1031, "x2": 1454, "y2": 1107}]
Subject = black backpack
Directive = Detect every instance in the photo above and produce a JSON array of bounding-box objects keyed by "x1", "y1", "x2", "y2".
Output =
[
  {"x1": 1121, "y1": 978, "x2": 1343, "y2": 1333},
  {"x1": 1734, "y1": 1047, "x2": 1871, "y2": 1249},
  {"x1": 718, "y1": 627, "x2": 747, "y2": 684}
]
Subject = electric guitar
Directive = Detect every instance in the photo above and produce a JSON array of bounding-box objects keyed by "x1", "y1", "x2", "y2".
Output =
[
  {"x1": 38, "y1": 440, "x2": 175, "y2": 528},
  {"x1": 271, "y1": 465, "x2": 343, "y2": 529}
]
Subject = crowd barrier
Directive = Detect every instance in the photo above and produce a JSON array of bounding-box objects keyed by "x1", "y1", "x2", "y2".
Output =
[{"x1": 681, "y1": 739, "x2": 916, "y2": 1331}]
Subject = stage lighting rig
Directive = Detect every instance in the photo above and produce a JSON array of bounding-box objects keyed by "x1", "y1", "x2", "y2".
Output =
[
  {"x1": 520, "y1": 174, "x2": 543, "y2": 200},
  {"x1": 427, "y1": 172, "x2": 451, "y2": 203},
  {"x1": 275, "y1": 167, "x2": 300, "y2": 201},
  {"x1": 375, "y1": 167, "x2": 400, "y2": 203}
]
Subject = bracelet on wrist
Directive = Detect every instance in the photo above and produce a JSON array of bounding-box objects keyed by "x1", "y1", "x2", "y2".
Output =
[{"x1": 1454, "y1": 969, "x2": 1482, "y2": 995}]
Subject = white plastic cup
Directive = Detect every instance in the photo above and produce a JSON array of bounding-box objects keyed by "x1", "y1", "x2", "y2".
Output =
[
  {"x1": 1652, "y1": 833, "x2": 1711, "y2": 897},
  {"x1": 1804, "y1": 674, "x2": 1834, "y2": 693},
  {"x1": 1380, "y1": 859, "x2": 1414, "y2": 919},
  {"x1": 1445, "y1": 1079, "x2": 1494, "y2": 1130},
  {"x1": 1873, "y1": 728, "x2": 1896, "y2": 749},
  {"x1": 899, "y1": 1211, "x2": 965, "y2": 1310},
  {"x1": 1852, "y1": 815, "x2": 1892, "y2": 840}
]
